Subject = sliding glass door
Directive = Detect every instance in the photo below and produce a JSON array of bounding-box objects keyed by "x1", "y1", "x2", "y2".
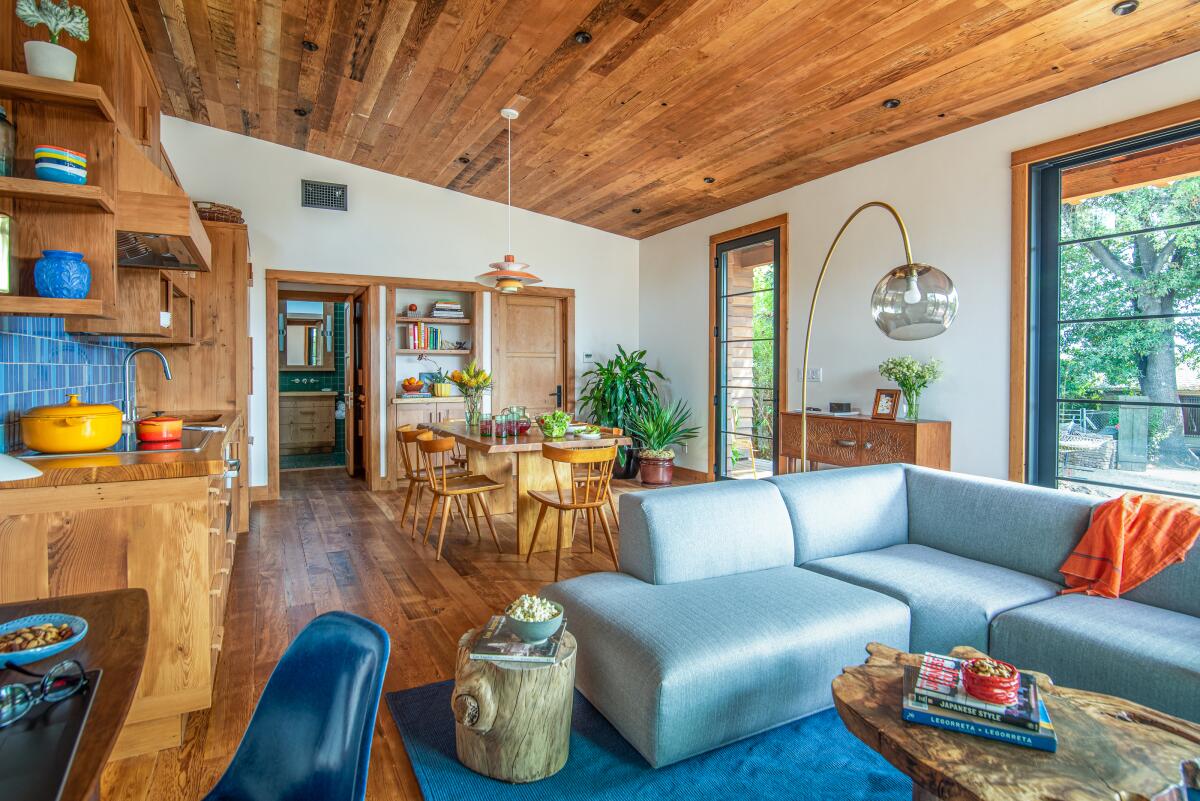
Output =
[
  {"x1": 714, "y1": 228, "x2": 781, "y2": 479},
  {"x1": 1029, "y1": 121, "x2": 1200, "y2": 499}
]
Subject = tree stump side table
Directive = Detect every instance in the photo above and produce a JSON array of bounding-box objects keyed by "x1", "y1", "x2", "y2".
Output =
[{"x1": 451, "y1": 627, "x2": 578, "y2": 783}]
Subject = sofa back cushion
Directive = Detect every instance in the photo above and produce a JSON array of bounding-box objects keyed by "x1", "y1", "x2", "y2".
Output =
[
  {"x1": 904, "y1": 466, "x2": 1097, "y2": 584},
  {"x1": 1121, "y1": 539, "x2": 1200, "y2": 617},
  {"x1": 619, "y1": 481, "x2": 794, "y2": 584},
  {"x1": 766, "y1": 465, "x2": 908, "y2": 564}
]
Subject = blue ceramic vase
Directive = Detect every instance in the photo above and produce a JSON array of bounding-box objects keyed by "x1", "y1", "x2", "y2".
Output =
[{"x1": 34, "y1": 250, "x2": 90, "y2": 299}]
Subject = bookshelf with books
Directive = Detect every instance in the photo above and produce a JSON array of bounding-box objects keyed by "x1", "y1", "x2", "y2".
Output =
[{"x1": 393, "y1": 286, "x2": 479, "y2": 382}]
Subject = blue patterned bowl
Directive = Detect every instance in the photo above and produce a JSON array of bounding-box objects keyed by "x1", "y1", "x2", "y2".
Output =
[
  {"x1": 34, "y1": 250, "x2": 91, "y2": 299},
  {"x1": 35, "y1": 162, "x2": 87, "y2": 185},
  {"x1": 0, "y1": 614, "x2": 88, "y2": 667}
]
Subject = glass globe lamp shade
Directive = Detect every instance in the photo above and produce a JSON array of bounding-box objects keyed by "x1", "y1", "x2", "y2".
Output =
[{"x1": 870, "y1": 263, "x2": 958, "y2": 341}]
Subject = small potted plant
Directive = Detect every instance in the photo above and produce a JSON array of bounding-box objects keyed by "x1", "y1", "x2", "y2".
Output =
[
  {"x1": 417, "y1": 353, "x2": 453, "y2": 397},
  {"x1": 447, "y1": 361, "x2": 491, "y2": 427},
  {"x1": 879, "y1": 356, "x2": 943, "y2": 420},
  {"x1": 627, "y1": 398, "x2": 699, "y2": 486},
  {"x1": 17, "y1": 0, "x2": 90, "y2": 81}
]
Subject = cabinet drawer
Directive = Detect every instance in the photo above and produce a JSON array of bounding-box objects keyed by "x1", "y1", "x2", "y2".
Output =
[
  {"x1": 805, "y1": 418, "x2": 861, "y2": 467},
  {"x1": 285, "y1": 421, "x2": 334, "y2": 444},
  {"x1": 859, "y1": 422, "x2": 916, "y2": 465}
]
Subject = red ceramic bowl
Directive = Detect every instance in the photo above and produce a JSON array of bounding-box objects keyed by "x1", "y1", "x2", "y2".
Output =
[{"x1": 961, "y1": 657, "x2": 1020, "y2": 706}]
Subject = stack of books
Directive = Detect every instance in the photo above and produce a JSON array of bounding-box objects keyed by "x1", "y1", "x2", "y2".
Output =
[
  {"x1": 430, "y1": 300, "x2": 464, "y2": 318},
  {"x1": 902, "y1": 653, "x2": 1057, "y2": 751},
  {"x1": 468, "y1": 615, "x2": 567, "y2": 664},
  {"x1": 403, "y1": 322, "x2": 442, "y2": 350}
]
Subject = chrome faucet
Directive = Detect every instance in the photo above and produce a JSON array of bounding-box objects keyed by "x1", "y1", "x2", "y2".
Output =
[{"x1": 122, "y1": 347, "x2": 173, "y2": 422}]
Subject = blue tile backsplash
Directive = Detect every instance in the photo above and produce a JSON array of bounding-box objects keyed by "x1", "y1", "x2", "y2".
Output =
[{"x1": 0, "y1": 316, "x2": 130, "y2": 452}]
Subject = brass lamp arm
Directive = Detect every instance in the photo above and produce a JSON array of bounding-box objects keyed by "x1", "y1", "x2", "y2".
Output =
[{"x1": 798, "y1": 201, "x2": 914, "y2": 472}]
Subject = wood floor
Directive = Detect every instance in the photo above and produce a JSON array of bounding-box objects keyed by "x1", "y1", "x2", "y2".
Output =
[{"x1": 100, "y1": 467, "x2": 698, "y2": 800}]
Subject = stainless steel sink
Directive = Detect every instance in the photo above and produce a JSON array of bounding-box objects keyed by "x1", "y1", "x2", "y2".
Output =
[{"x1": 16, "y1": 429, "x2": 214, "y2": 460}]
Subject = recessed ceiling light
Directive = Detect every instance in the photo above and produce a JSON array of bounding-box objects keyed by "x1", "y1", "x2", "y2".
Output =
[
  {"x1": 632, "y1": 207, "x2": 642, "y2": 214},
  {"x1": 882, "y1": 98, "x2": 901, "y2": 109},
  {"x1": 294, "y1": 107, "x2": 309, "y2": 117},
  {"x1": 703, "y1": 176, "x2": 715, "y2": 184},
  {"x1": 574, "y1": 30, "x2": 592, "y2": 44},
  {"x1": 660, "y1": 101, "x2": 668, "y2": 107},
  {"x1": 458, "y1": 156, "x2": 471, "y2": 164},
  {"x1": 1111, "y1": 0, "x2": 1138, "y2": 15},
  {"x1": 302, "y1": 40, "x2": 319, "y2": 52}
]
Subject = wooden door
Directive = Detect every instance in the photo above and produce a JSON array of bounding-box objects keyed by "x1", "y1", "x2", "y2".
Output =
[
  {"x1": 493, "y1": 295, "x2": 568, "y2": 417},
  {"x1": 349, "y1": 296, "x2": 367, "y2": 477},
  {"x1": 344, "y1": 295, "x2": 357, "y2": 477}
]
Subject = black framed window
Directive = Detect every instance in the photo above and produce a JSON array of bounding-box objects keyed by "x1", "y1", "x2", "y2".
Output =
[
  {"x1": 714, "y1": 229, "x2": 781, "y2": 479},
  {"x1": 1028, "y1": 121, "x2": 1200, "y2": 500}
]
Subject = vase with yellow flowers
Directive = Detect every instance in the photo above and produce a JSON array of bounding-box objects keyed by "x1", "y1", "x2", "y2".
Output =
[{"x1": 448, "y1": 360, "x2": 492, "y2": 427}]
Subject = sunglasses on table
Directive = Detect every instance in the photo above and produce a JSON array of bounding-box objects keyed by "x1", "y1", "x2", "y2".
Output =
[{"x1": 0, "y1": 660, "x2": 89, "y2": 728}]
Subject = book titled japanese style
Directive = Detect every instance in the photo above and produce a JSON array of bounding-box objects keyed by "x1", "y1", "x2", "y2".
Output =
[
  {"x1": 915, "y1": 652, "x2": 1040, "y2": 731},
  {"x1": 468, "y1": 615, "x2": 566, "y2": 664},
  {"x1": 902, "y1": 666, "x2": 1058, "y2": 752}
]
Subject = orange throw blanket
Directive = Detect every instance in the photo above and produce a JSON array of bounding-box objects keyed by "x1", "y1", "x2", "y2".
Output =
[{"x1": 1060, "y1": 493, "x2": 1200, "y2": 598}]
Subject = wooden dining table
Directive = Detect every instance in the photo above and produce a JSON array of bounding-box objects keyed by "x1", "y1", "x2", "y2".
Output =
[
  {"x1": 0, "y1": 589, "x2": 149, "y2": 801},
  {"x1": 421, "y1": 420, "x2": 631, "y2": 554}
]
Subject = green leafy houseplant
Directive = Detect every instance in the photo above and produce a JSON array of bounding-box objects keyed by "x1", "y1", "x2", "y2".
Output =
[
  {"x1": 577, "y1": 346, "x2": 664, "y2": 475},
  {"x1": 628, "y1": 398, "x2": 700, "y2": 459},
  {"x1": 879, "y1": 356, "x2": 943, "y2": 420},
  {"x1": 17, "y1": 0, "x2": 89, "y2": 45}
]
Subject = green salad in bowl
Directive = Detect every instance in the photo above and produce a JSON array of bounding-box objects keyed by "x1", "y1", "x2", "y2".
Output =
[{"x1": 537, "y1": 410, "x2": 571, "y2": 438}]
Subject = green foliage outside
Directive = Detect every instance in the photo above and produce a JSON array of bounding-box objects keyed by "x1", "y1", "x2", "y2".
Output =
[
  {"x1": 1058, "y1": 174, "x2": 1200, "y2": 466},
  {"x1": 751, "y1": 265, "x2": 775, "y2": 441}
]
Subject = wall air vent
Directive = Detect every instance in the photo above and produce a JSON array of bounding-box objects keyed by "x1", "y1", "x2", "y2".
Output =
[{"x1": 301, "y1": 179, "x2": 348, "y2": 211}]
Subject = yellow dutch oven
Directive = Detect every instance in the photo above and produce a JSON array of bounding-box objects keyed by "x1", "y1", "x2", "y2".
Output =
[{"x1": 21, "y1": 394, "x2": 123, "y2": 453}]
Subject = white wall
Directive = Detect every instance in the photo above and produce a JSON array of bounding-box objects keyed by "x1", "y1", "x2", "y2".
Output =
[
  {"x1": 639, "y1": 52, "x2": 1200, "y2": 479},
  {"x1": 161, "y1": 117, "x2": 640, "y2": 486}
]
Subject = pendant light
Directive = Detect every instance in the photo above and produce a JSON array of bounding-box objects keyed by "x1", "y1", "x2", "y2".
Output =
[{"x1": 476, "y1": 108, "x2": 542, "y2": 294}]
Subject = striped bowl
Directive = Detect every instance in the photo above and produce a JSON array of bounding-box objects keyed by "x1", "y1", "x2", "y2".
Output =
[
  {"x1": 33, "y1": 145, "x2": 87, "y2": 167},
  {"x1": 35, "y1": 162, "x2": 87, "y2": 185}
]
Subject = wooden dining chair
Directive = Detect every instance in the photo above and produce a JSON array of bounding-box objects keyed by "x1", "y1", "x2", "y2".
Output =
[
  {"x1": 441, "y1": 418, "x2": 471, "y2": 468},
  {"x1": 397, "y1": 427, "x2": 465, "y2": 538},
  {"x1": 525, "y1": 443, "x2": 619, "y2": 582},
  {"x1": 417, "y1": 435, "x2": 506, "y2": 561}
]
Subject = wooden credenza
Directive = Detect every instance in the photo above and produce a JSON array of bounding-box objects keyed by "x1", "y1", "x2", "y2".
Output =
[{"x1": 779, "y1": 412, "x2": 950, "y2": 471}]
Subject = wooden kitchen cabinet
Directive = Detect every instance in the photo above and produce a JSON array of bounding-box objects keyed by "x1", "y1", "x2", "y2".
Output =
[
  {"x1": 279, "y1": 393, "x2": 336, "y2": 455},
  {"x1": 779, "y1": 412, "x2": 950, "y2": 471},
  {"x1": 393, "y1": 397, "x2": 466, "y2": 426}
]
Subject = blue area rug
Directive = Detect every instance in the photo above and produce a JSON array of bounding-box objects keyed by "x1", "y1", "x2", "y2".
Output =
[{"x1": 387, "y1": 681, "x2": 911, "y2": 800}]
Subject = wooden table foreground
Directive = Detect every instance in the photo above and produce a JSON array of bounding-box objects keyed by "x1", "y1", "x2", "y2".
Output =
[
  {"x1": 422, "y1": 420, "x2": 631, "y2": 554},
  {"x1": 832, "y1": 642, "x2": 1200, "y2": 801}
]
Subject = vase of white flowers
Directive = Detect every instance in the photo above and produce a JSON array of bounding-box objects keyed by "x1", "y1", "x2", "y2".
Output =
[
  {"x1": 879, "y1": 356, "x2": 943, "y2": 421},
  {"x1": 17, "y1": 0, "x2": 90, "y2": 81}
]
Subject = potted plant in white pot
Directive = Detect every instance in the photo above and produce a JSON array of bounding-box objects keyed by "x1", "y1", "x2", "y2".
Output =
[
  {"x1": 17, "y1": 0, "x2": 90, "y2": 81},
  {"x1": 627, "y1": 397, "x2": 700, "y2": 486}
]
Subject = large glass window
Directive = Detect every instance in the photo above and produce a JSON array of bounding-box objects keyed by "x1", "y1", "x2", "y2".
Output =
[
  {"x1": 714, "y1": 229, "x2": 781, "y2": 479},
  {"x1": 1029, "y1": 124, "x2": 1200, "y2": 499}
]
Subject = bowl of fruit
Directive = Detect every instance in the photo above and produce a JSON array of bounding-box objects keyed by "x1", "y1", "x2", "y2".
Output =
[{"x1": 401, "y1": 377, "x2": 425, "y2": 395}]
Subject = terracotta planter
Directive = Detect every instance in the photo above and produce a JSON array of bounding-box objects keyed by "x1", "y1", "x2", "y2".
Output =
[{"x1": 639, "y1": 455, "x2": 675, "y2": 486}]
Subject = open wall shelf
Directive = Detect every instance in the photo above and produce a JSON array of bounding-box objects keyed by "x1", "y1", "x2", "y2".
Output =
[{"x1": 0, "y1": 177, "x2": 115, "y2": 212}]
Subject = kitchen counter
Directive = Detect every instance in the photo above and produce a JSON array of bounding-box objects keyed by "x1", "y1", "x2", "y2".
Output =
[
  {"x1": 393, "y1": 395, "x2": 464, "y2": 403},
  {"x1": 0, "y1": 411, "x2": 241, "y2": 488}
]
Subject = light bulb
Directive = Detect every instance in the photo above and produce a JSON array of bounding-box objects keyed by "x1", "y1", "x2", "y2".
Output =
[{"x1": 903, "y1": 273, "x2": 922, "y2": 305}]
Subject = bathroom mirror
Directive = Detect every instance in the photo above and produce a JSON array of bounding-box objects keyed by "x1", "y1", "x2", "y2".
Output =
[{"x1": 282, "y1": 300, "x2": 335, "y2": 371}]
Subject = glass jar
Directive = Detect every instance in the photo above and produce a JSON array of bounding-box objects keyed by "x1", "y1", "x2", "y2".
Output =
[
  {"x1": 0, "y1": 105, "x2": 13, "y2": 178},
  {"x1": 479, "y1": 413, "x2": 493, "y2": 437},
  {"x1": 0, "y1": 214, "x2": 12, "y2": 295},
  {"x1": 496, "y1": 413, "x2": 509, "y2": 439}
]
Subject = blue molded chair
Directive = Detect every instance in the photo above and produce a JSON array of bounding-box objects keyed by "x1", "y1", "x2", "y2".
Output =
[{"x1": 203, "y1": 611, "x2": 391, "y2": 801}]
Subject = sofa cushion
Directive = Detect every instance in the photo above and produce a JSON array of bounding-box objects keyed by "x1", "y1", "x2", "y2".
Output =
[
  {"x1": 990, "y1": 594, "x2": 1200, "y2": 723},
  {"x1": 1121, "y1": 539, "x2": 1200, "y2": 618},
  {"x1": 766, "y1": 464, "x2": 908, "y2": 564},
  {"x1": 803, "y1": 544, "x2": 1060, "y2": 653},
  {"x1": 618, "y1": 480, "x2": 794, "y2": 585},
  {"x1": 904, "y1": 465, "x2": 1097, "y2": 583},
  {"x1": 540, "y1": 566, "x2": 910, "y2": 767}
]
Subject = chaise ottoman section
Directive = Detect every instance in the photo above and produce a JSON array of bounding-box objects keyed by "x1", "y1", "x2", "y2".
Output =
[{"x1": 541, "y1": 566, "x2": 910, "y2": 767}]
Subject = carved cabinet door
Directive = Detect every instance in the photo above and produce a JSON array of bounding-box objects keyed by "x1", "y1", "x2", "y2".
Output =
[
  {"x1": 859, "y1": 422, "x2": 916, "y2": 465},
  {"x1": 806, "y1": 418, "x2": 862, "y2": 467}
]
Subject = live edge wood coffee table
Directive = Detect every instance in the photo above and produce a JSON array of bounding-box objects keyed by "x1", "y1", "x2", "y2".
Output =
[
  {"x1": 832, "y1": 643, "x2": 1200, "y2": 801},
  {"x1": 451, "y1": 627, "x2": 578, "y2": 783}
]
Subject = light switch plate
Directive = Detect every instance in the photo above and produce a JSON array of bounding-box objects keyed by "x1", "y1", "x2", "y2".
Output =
[{"x1": 805, "y1": 367, "x2": 823, "y2": 382}]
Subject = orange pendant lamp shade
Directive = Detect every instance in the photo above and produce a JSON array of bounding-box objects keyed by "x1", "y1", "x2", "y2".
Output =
[
  {"x1": 476, "y1": 254, "x2": 541, "y2": 294},
  {"x1": 478, "y1": 108, "x2": 542, "y2": 293}
]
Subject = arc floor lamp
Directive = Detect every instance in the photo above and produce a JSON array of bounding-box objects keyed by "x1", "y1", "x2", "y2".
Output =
[{"x1": 797, "y1": 201, "x2": 959, "y2": 471}]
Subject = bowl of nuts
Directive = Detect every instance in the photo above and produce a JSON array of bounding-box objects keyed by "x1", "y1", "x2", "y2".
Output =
[
  {"x1": 0, "y1": 614, "x2": 88, "y2": 667},
  {"x1": 503, "y1": 594, "x2": 564, "y2": 644}
]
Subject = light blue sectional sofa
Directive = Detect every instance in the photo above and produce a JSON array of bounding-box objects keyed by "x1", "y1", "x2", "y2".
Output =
[{"x1": 541, "y1": 464, "x2": 1200, "y2": 768}]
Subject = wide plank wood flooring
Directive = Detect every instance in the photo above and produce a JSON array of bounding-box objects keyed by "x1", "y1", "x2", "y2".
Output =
[{"x1": 101, "y1": 467, "x2": 699, "y2": 800}]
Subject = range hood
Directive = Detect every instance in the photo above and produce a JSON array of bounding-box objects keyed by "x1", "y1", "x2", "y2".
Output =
[
  {"x1": 117, "y1": 231, "x2": 200, "y2": 270},
  {"x1": 115, "y1": 135, "x2": 212, "y2": 272}
]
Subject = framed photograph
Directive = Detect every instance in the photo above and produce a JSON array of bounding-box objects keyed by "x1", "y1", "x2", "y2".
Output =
[{"x1": 872, "y1": 389, "x2": 900, "y2": 420}]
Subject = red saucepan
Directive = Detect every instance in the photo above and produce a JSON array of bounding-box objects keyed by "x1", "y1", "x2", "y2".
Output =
[{"x1": 136, "y1": 415, "x2": 183, "y2": 442}]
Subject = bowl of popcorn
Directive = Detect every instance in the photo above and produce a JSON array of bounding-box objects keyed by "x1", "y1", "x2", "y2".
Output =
[
  {"x1": 503, "y1": 594, "x2": 564, "y2": 644},
  {"x1": 0, "y1": 613, "x2": 88, "y2": 667}
]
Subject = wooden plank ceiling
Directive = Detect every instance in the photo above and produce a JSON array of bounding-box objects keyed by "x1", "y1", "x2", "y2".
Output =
[{"x1": 127, "y1": 0, "x2": 1200, "y2": 239}]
